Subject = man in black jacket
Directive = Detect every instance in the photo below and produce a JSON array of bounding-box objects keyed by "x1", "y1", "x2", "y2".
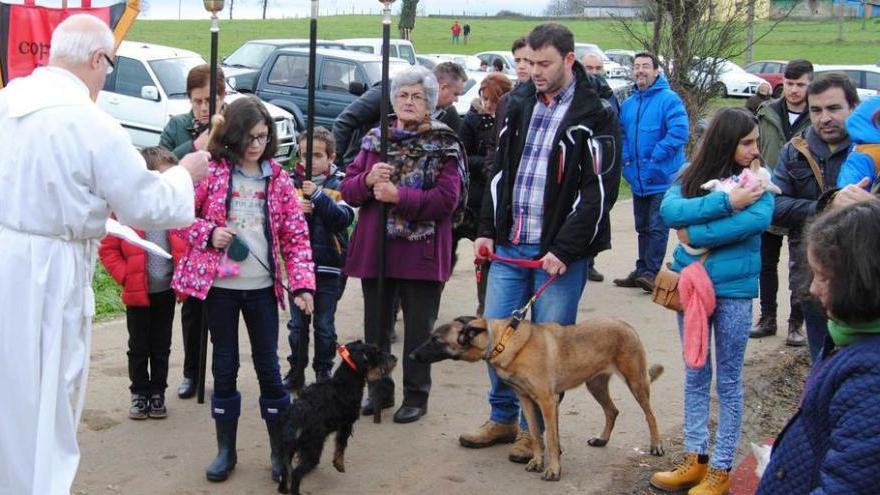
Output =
[
  {"x1": 772, "y1": 73, "x2": 858, "y2": 362},
  {"x1": 458, "y1": 23, "x2": 621, "y2": 464},
  {"x1": 332, "y1": 62, "x2": 467, "y2": 168}
]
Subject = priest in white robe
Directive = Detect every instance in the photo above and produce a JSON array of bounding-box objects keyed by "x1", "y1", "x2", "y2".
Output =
[{"x1": 0, "y1": 15, "x2": 208, "y2": 495}]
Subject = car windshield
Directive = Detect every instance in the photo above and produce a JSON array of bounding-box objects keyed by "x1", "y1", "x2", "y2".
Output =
[
  {"x1": 575, "y1": 45, "x2": 606, "y2": 60},
  {"x1": 223, "y1": 42, "x2": 277, "y2": 68},
  {"x1": 148, "y1": 56, "x2": 207, "y2": 98},
  {"x1": 363, "y1": 61, "x2": 410, "y2": 85},
  {"x1": 719, "y1": 61, "x2": 744, "y2": 74}
]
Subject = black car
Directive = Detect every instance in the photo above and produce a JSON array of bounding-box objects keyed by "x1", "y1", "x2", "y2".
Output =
[
  {"x1": 222, "y1": 39, "x2": 345, "y2": 93},
  {"x1": 254, "y1": 48, "x2": 411, "y2": 131}
]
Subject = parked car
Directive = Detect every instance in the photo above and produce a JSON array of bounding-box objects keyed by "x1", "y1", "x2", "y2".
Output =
[
  {"x1": 743, "y1": 60, "x2": 787, "y2": 97},
  {"x1": 97, "y1": 41, "x2": 296, "y2": 164},
  {"x1": 416, "y1": 55, "x2": 438, "y2": 70},
  {"x1": 254, "y1": 48, "x2": 410, "y2": 131},
  {"x1": 474, "y1": 51, "x2": 516, "y2": 76},
  {"x1": 336, "y1": 38, "x2": 417, "y2": 65},
  {"x1": 453, "y1": 70, "x2": 631, "y2": 116},
  {"x1": 573, "y1": 43, "x2": 630, "y2": 79},
  {"x1": 423, "y1": 53, "x2": 484, "y2": 72},
  {"x1": 813, "y1": 64, "x2": 880, "y2": 100},
  {"x1": 222, "y1": 38, "x2": 345, "y2": 92},
  {"x1": 452, "y1": 71, "x2": 518, "y2": 116},
  {"x1": 689, "y1": 58, "x2": 768, "y2": 98},
  {"x1": 605, "y1": 49, "x2": 635, "y2": 69}
]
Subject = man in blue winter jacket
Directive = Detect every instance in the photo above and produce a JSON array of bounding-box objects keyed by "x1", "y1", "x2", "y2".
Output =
[{"x1": 613, "y1": 52, "x2": 689, "y2": 292}]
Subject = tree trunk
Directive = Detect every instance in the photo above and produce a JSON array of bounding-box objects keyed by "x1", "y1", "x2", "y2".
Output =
[
  {"x1": 398, "y1": 0, "x2": 419, "y2": 40},
  {"x1": 745, "y1": 0, "x2": 756, "y2": 64},
  {"x1": 229, "y1": 0, "x2": 234, "y2": 20},
  {"x1": 262, "y1": 0, "x2": 268, "y2": 20},
  {"x1": 651, "y1": 0, "x2": 664, "y2": 54}
]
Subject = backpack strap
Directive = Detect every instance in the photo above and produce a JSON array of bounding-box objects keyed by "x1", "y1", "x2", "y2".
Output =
[{"x1": 791, "y1": 136, "x2": 825, "y2": 192}]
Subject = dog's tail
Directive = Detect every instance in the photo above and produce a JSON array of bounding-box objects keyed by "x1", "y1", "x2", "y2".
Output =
[{"x1": 648, "y1": 364, "x2": 664, "y2": 383}]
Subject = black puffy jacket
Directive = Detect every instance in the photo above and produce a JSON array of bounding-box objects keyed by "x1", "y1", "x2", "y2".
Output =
[{"x1": 478, "y1": 63, "x2": 621, "y2": 265}]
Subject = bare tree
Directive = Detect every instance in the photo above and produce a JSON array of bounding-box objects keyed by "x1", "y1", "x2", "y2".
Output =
[{"x1": 614, "y1": 0, "x2": 798, "y2": 144}]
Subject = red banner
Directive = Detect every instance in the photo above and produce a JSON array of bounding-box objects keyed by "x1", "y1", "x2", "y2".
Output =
[{"x1": 0, "y1": 1, "x2": 140, "y2": 87}]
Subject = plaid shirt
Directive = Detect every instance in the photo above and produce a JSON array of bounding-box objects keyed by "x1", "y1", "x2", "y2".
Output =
[{"x1": 510, "y1": 77, "x2": 576, "y2": 245}]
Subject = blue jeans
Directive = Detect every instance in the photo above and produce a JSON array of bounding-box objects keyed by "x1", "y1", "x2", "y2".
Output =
[
  {"x1": 677, "y1": 298, "x2": 751, "y2": 470},
  {"x1": 633, "y1": 193, "x2": 669, "y2": 278},
  {"x1": 287, "y1": 273, "x2": 341, "y2": 375},
  {"x1": 205, "y1": 286, "x2": 285, "y2": 400},
  {"x1": 801, "y1": 299, "x2": 828, "y2": 363},
  {"x1": 484, "y1": 243, "x2": 588, "y2": 429}
]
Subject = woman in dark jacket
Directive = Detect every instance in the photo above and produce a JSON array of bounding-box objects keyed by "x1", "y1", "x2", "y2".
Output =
[
  {"x1": 157, "y1": 64, "x2": 226, "y2": 399},
  {"x1": 456, "y1": 73, "x2": 512, "y2": 315},
  {"x1": 757, "y1": 200, "x2": 880, "y2": 495},
  {"x1": 341, "y1": 66, "x2": 465, "y2": 425}
]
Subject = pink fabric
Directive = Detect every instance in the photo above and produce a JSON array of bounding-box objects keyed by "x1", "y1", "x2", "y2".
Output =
[
  {"x1": 678, "y1": 261, "x2": 716, "y2": 369},
  {"x1": 171, "y1": 158, "x2": 316, "y2": 307}
]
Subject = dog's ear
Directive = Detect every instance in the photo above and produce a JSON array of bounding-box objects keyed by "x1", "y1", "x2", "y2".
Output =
[
  {"x1": 458, "y1": 320, "x2": 487, "y2": 346},
  {"x1": 453, "y1": 315, "x2": 478, "y2": 325}
]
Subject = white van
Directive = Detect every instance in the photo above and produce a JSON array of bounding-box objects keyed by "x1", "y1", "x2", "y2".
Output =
[{"x1": 336, "y1": 38, "x2": 417, "y2": 65}]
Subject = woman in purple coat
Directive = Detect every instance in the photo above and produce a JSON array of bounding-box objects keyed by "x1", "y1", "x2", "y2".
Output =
[{"x1": 341, "y1": 66, "x2": 465, "y2": 424}]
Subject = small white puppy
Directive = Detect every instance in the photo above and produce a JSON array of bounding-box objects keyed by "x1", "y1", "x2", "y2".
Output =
[{"x1": 682, "y1": 163, "x2": 781, "y2": 256}]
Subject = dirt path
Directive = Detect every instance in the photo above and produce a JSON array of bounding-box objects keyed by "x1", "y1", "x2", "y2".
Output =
[{"x1": 73, "y1": 200, "x2": 808, "y2": 495}]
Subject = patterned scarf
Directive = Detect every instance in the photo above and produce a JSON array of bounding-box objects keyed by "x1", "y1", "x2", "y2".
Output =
[{"x1": 362, "y1": 119, "x2": 468, "y2": 241}]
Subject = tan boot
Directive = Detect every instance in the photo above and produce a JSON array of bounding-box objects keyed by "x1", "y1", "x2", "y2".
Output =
[
  {"x1": 458, "y1": 420, "x2": 518, "y2": 448},
  {"x1": 688, "y1": 467, "x2": 730, "y2": 495},
  {"x1": 649, "y1": 453, "x2": 708, "y2": 492},
  {"x1": 508, "y1": 430, "x2": 538, "y2": 463}
]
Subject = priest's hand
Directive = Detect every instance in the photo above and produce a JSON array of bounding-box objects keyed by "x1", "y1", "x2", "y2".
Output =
[{"x1": 179, "y1": 150, "x2": 210, "y2": 183}]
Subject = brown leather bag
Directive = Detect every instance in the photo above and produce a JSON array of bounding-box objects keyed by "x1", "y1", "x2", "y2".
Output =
[
  {"x1": 652, "y1": 269, "x2": 683, "y2": 311},
  {"x1": 652, "y1": 253, "x2": 710, "y2": 312}
]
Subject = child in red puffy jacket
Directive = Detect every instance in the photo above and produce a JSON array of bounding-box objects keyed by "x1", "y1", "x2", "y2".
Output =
[{"x1": 99, "y1": 147, "x2": 188, "y2": 421}]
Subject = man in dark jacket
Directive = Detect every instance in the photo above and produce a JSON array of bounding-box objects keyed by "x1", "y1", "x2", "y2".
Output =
[
  {"x1": 613, "y1": 51, "x2": 689, "y2": 293},
  {"x1": 332, "y1": 62, "x2": 467, "y2": 168},
  {"x1": 752, "y1": 59, "x2": 814, "y2": 344},
  {"x1": 772, "y1": 73, "x2": 859, "y2": 362},
  {"x1": 458, "y1": 23, "x2": 621, "y2": 464}
]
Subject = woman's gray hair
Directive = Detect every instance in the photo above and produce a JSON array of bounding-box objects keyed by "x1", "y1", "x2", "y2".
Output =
[
  {"x1": 49, "y1": 14, "x2": 115, "y2": 65},
  {"x1": 390, "y1": 66, "x2": 439, "y2": 112}
]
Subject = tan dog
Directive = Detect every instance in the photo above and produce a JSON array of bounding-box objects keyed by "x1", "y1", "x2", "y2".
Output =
[{"x1": 411, "y1": 316, "x2": 664, "y2": 481}]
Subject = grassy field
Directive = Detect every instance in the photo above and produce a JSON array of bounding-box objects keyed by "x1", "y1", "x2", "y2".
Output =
[
  {"x1": 94, "y1": 265, "x2": 125, "y2": 319},
  {"x1": 129, "y1": 16, "x2": 880, "y2": 65}
]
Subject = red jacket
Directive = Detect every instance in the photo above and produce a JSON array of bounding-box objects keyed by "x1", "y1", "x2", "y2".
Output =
[{"x1": 99, "y1": 228, "x2": 188, "y2": 307}]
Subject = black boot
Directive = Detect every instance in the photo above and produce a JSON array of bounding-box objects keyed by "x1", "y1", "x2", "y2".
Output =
[
  {"x1": 261, "y1": 394, "x2": 291, "y2": 482},
  {"x1": 749, "y1": 314, "x2": 777, "y2": 338},
  {"x1": 206, "y1": 392, "x2": 240, "y2": 482}
]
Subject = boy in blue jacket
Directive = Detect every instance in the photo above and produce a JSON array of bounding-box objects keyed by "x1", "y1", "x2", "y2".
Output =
[
  {"x1": 283, "y1": 127, "x2": 355, "y2": 386},
  {"x1": 836, "y1": 95, "x2": 880, "y2": 189}
]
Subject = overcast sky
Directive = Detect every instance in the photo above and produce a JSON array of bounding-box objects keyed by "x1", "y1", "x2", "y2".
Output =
[{"x1": 139, "y1": 0, "x2": 545, "y2": 19}]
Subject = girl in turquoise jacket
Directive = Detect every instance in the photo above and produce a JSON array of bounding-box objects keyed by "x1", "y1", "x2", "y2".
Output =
[{"x1": 651, "y1": 107, "x2": 773, "y2": 495}]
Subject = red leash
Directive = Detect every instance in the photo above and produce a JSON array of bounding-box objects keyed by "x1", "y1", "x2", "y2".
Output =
[{"x1": 474, "y1": 246, "x2": 558, "y2": 320}]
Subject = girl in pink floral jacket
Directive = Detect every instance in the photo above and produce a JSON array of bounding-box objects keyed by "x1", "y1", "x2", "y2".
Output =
[{"x1": 171, "y1": 96, "x2": 315, "y2": 483}]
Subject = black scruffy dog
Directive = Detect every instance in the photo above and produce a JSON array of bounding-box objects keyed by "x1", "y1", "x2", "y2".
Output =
[{"x1": 277, "y1": 340, "x2": 397, "y2": 494}]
